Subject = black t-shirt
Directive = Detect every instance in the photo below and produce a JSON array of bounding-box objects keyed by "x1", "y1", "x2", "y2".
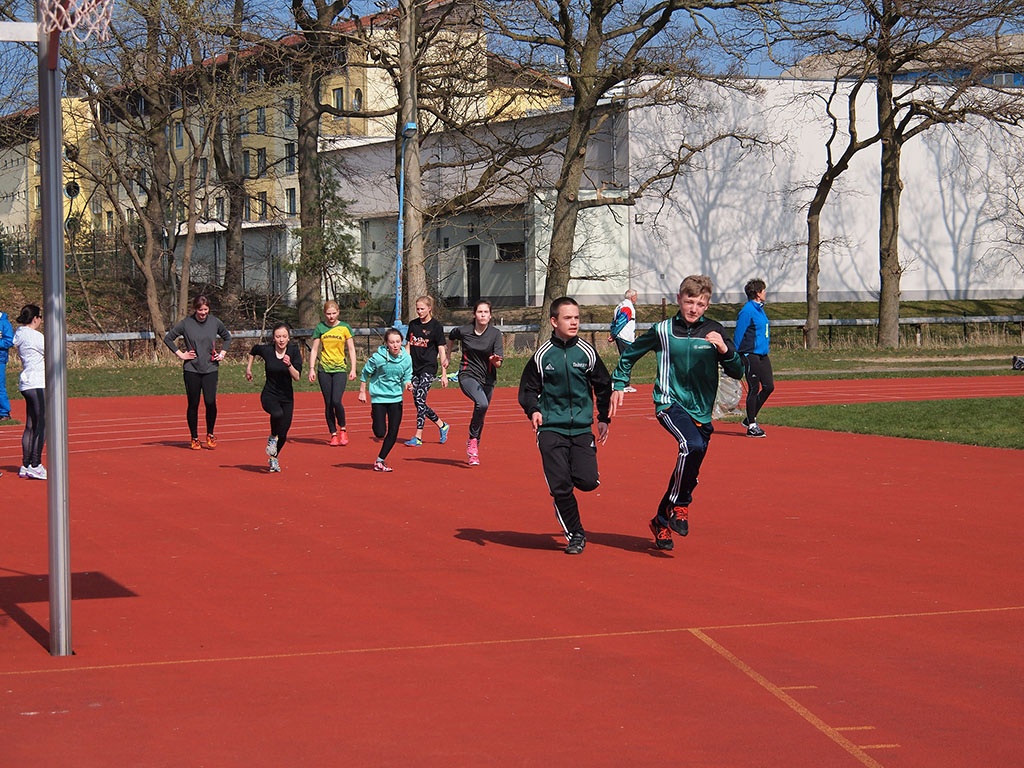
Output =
[
  {"x1": 250, "y1": 343, "x2": 302, "y2": 400},
  {"x1": 406, "y1": 317, "x2": 446, "y2": 376},
  {"x1": 449, "y1": 323, "x2": 503, "y2": 386}
]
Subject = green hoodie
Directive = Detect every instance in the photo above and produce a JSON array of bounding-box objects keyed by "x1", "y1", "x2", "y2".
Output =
[{"x1": 360, "y1": 345, "x2": 412, "y2": 403}]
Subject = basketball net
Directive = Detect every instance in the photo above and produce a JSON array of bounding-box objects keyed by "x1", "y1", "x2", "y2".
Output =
[{"x1": 38, "y1": 0, "x2": 113, "y2": 42}]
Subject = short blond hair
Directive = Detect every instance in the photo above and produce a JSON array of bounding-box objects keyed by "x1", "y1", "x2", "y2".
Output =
[
  {"x1": 323, "y1": 300, "x2": 340, "y2": 313},
  {"x1": 678, "y1": 275, "x2": 713, "y2": 299}
]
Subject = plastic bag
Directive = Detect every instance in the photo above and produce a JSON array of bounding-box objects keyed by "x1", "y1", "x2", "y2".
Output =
[{"x1": 713, "y1": 375, "x2": 743, "y2": 420}]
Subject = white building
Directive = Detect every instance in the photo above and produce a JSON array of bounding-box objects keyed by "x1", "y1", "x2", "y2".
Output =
[{"x1": 330, "y1": 77, "x2": 1024, "y2": 307}]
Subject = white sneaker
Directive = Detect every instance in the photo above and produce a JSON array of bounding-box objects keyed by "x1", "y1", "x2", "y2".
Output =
[
  {"x1": 623, "y1": 386, "x2": 637, "y2": 393},
  {"x1": 18, "y1": 466, "x2": 29, "y2": 478},
  {"x1": 25, "y1": 464, "x2": 47, "y2": 480},
  {"x1": 266, "y1": 435, "x2": 279, "y2": 457},
  {"x1": 268, "y1": 456, "x2": 281, "y2": 472}
]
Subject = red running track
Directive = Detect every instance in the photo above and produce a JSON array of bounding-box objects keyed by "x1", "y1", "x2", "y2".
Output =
[{"x1": 0, "y1": 376, "x2": 1022, "y2": 767}]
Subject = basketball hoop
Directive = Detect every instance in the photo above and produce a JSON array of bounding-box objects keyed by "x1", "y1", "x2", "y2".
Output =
[{"x1": 38, "y1": 0, "x2": 114, "y2": 43}]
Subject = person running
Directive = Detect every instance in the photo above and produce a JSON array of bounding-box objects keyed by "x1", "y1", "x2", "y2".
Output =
[
  {"x1": 308, "y1": 299, "x2": 358, "y2": 446},
  {"x1": 404, "y1": 296, "x2": 451, "y2": 446},
  {"x1": 609, "y1": 289, "x2": 638, "y2": 391},
  {"x1": 734, "y1": 278, "x2": 775, "y2": 438},
  {"x1": 163, "y1": 295, "x2": 232, "y2": 450},
  {"x1": 519, "y1": 297, "x2": 612, "y2": 555},
  {"x1": 448, "y1": 299, "x2": 503, "y2": 466},
  {"x1": 358, "y1": 328, "x2": 412, "y2": 472},
  {"x1": 611, "y1": 275, "x2": 744, "y2": 552},
  {"x1": 12, "y1": 304, "x2": 46, "y2": 480},
  {"x1": 245, "y1": 322, "x2": 302, "y2": 473}
]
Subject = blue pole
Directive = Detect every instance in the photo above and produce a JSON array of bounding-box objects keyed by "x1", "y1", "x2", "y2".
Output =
[{"x1": 394, "y1": 135, "x2": 407, "y2": 337}]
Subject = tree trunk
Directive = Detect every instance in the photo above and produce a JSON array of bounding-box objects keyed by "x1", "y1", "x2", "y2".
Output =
[
  {"x1": 538, "y1": 116, "x2": 590, "y2": 344},
  {"x1": 876, "y1": 72, "x2": 902, "y2": 349},
  {"x1": 399, "y1": 0, "x2": 425, "y2": 321},
  {"x1": 805, "y1": 204, "x2": 823, "y2": 350},
  {"x1": 296, "y1": 61, "x2": 323, "y2": 329}
]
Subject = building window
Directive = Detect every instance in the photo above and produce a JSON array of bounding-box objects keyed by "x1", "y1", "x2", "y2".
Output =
[
  {"x1": 285, "y1": 143, "x2": 296, "y2": 174},
  {"x1": 106, "y1": 211, "x2": 114, "y2": 232},
  {"x1": 244, "y1": 196, "x2": 251, "y2": 221},
  {"x1": 497, "y1": 242, "x2": 525, "y2": 262},
  {"x1": 240, "y1": 111, "x2": 249, "y2": 136},
  {"x1": 283, "y1": 97, "x2": 295, "y2": 128},
  {"x1": 333, "y1": 87, "x2": 344, "y2": 111},
  {"x1": 257, "y1": 191, "x2": 267, "y2": 220},
  {"x1": 286, "y1": 188, "x2": 297, "y2": 215},
  {"x1": 215, "y1": 196, "x2": 225, "y2": 220},
  {"x1": 351, "y1": 88, "x2": 363, "y2": 111},
  {"x1": 256, "y1": 106, "x2": 266, "y2": 134},
  {"x1": 243, "y1": 150, "x2": 251, "y2": 177},
  {"x1": 198, "y1": 157, "x2": 208, "y2": 186},
  {"x1": 174, "y1": 122, "x2": 184, "y2": 149},
  {"x1": 257, "y1": 148, "x2": 267, "y2": 177},
  {"x1": 91, "y1": 196, "x2": 103, "y2": 215}
]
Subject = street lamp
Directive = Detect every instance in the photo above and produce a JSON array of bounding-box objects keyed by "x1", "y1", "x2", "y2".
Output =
[{"x1": 394, "y1": 120, "x2": 418, "y2": 338}]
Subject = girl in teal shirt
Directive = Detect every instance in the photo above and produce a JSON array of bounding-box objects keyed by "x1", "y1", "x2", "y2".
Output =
[{"x1": 358, "y1": 328, "x2": 412, "y2": 472}]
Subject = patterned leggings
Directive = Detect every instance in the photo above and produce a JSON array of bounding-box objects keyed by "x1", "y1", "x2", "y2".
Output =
[{"x1": 411, "y1": 371, "x2": 441, "y2": 430}]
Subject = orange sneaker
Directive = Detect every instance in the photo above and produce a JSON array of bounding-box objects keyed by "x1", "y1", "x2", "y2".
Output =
[
  {"x1": 206, "y1": 434, "x2": 217, "y2": 449},
  {"x1": 338, "y1": 430, "x2": 349, "y2": 446},
  {"x1": 329, "y1": 433, "x2": 340, "y2": 447},
  {"x1": 190, "y1": 438, "x2": 202, "y2": 451}
]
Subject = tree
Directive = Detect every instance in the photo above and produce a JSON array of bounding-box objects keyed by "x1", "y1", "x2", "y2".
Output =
[
  {"x1": 779, "y1": 1, "x2": 1024, "y2": 347},
  {"x1": 484, "y1": 0, "x2": 772, "y2": 319}
]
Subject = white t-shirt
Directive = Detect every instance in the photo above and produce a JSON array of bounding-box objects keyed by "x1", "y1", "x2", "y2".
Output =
[{"x1": 13, "y1": 325, "x2": 45, "y2": 391}]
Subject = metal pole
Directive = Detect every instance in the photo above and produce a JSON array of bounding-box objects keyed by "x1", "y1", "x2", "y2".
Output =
[
  {"x1": 39, "y1": 27, "x2": 73, "y2": 656},
  {"x1": 395, "y1": 134, "x2": 406, "y2": 334}
]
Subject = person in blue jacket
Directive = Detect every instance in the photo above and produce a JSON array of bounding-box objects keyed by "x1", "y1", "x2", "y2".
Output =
[
  {"x1": 0, "y1": 309, "x2": 13, "y2": 420},
  {"x1": 358, "y1": 328, "x2": 413, "y2": 472},
  {"x1": 733, "y1": 278, "x2": 775, "y2": 438}
]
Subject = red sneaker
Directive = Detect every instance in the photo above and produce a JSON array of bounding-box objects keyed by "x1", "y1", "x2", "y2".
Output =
[
  {"x1": 338, "y1": 430, "x2": 349, "y2": 446},
  {"x1": 329, "y1": 433, "x2": 340, "y2": 446}
]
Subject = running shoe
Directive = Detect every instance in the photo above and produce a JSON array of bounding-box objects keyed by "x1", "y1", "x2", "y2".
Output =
[
  {"x1": 19, "y1": 466, "x2": 29, "y2": 478},
  {"x1": 468, "y1": 454, "x2": 480, "y2": 467},
  {"x1": 206, "y1": 434, "x2": 217, "y2": 449},
  {"x1": 467, "y1": 437, "x2": 479, "y2": 465},
  {"x1": 24, "y1": 464, "x2": 47, "y2": 480},
  {"x1": 338, "y1": 430, "x2": 349, "y2": 446},
  {"x1": 667, "y1": 506, "x2": 689, "y2": 536},
  {"x1": 746, "y1": 425, "x2": 767, "y2": 438},
  {"x1": 438, "y1": 422, "x2": 450, "y2": 444},
  {"x1": 373, "y1": 460, "x2": 393, "y2": 472},
  {"x1": 266, "y1": 435, "x2": 279, "y2": 457},
  {"x1": 649, "y1": 517, "x2": 674, "y2": 551},
  {"x1": 565, "y1": 532, "x2": 586, "y2": 555},
  {"x1": 623, "y1": 386, "x2": 637, "y2": 393},
  {"x1": 405, "y1": 436, "x2": 423, "y2": 446},
  {"x1": 268, "y1": 457, "x2": 281, "y2": 473},
  {"x1": 190, "y1": 437, "x2": 202, "y2": 451},
  {"x1": 329, "y1": 433, "x2": 340, "y2": 446}
]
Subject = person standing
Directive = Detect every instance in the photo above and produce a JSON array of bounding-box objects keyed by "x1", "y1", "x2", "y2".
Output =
[
  {"x1": 358, "y1": 328, "x2": 413, "y2": 472},
  {"x1": 609, "y1": 289, "x2": 638, "y2": 392},
  {"x1": 448, "y1": 300, "x2": 503, "y2": 466},
  {"x1": 611, "y1": 275, "x2": 744, "y2": 551},
  {"x1": 163, "y1": 295, "x2": 232, "y2": 450},
  {"x1": 245, "y1": 323, "x2": 302, "y2": 473},
  {"x1": 519, "y1": 297, "x2": 611, "y2": 555},
  {"x1": 404, "y1": 296, "x2": 451, "y2": 446},
  {"x1": 0, "y1": 308, "x2": 13, "y2": 421},
  {"x1": 12, "y1": 305, "x2": 46, "y2": 479},
  {"x1": 734, "y1": 278, "x2": 775, "y2": 438},
  {"x1": 308, "y1": 299, "x2": 358, "y2": 446}
]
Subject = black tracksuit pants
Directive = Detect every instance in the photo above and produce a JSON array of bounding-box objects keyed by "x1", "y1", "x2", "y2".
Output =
[{"x1": 537, "y1": 430, "x2": 600, "y2": 539}]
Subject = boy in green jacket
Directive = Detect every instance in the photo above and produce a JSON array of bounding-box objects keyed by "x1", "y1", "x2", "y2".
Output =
[
  {"x1": 611, "y1": 275, "x2": 744, "y2": 552},
  {"x1": 518, "y1": 297, "x2": 612, "y2": 555}
]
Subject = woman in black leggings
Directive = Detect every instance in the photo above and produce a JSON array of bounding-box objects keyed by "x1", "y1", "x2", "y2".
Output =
[
  {"x1": 448, "y1": 300, "x2": 503, "y2": 466},
  {"x1": 163, "y1": 295, "x2": 232, "y2": 450},
  {"x1": 246, "y1": 323, "x2": 302, "y2": 473},
  {"x1": 12, "y1": 304, "x2": 46, "y2": 480}
]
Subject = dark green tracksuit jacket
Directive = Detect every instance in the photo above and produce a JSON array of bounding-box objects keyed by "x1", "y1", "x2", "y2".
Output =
[{"x1": 518, "y1": 333, "x2": 612, "y2": 434}]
